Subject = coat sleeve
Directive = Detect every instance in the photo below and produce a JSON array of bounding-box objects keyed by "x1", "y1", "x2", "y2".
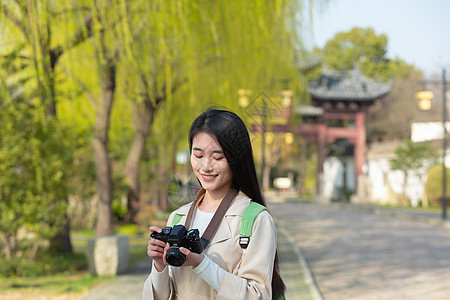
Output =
[
  {"x1": 216, "y1": 211, "x2": 277, "y2": 300},
  {"x1": 143, "y1": 211, "x2": 179, "y2": 300}
]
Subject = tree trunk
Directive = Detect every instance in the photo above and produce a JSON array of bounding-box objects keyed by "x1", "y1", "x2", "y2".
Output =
[
  {"x1": 94, "y1": 59, "x2": 116, "y2": 237},
  {"x1": 5, "y1": 236, "x2": 12, "y2": 261},
  {"x1": 401, "y1": 171, "x2": 409, "y2": 206},
  {"x1": 298, "y1": 139, "x2": 307, "y2": 192},
  {"x1": 159, "y1": 164, "x2": 169, "y2": 211},
  {"x1": 263, "y1": 165, "x2": 271, "y2": 191},
  {"x1": 124, "y1": 100, "x2": 155, "y2": 223},
  {"x1": 49, "y1": 213, "x2": 73, "y2": 253},
  {"x1": 342, "y1": 158, "x2": 348, "y2": 202}
]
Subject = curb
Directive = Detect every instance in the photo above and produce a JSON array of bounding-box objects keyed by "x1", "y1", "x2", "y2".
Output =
[{"x1": 277, "y1": 223, "x2": 324, "y2": 300}]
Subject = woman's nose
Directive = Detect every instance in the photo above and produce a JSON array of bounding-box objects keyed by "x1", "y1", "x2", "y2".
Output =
[{"x1": 201, "y1": 158, "x2": 214, "y2": 171}]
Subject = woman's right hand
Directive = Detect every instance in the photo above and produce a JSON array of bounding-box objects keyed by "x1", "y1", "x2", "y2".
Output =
[{"x1": 147, "y1": 226, "x2": 170, "y2": 272}]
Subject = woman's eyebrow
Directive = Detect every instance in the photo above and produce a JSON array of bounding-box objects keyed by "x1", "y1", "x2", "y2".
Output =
[{"x1": 192, "y1": 147, "x2": 223, "y2": 154}]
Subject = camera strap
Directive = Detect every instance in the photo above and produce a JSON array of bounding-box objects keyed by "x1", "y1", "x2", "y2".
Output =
[{"x1": 185, "y1": 188, "x2": 239, "y2": 248}]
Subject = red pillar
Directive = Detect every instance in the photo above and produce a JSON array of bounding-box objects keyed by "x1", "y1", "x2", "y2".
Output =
[
  {"x1": 317, "y1": 123, "x2": 327, "y2": 200},
  {"x1": 354, "y1": 111, "x2": 366, "y2": 193}
]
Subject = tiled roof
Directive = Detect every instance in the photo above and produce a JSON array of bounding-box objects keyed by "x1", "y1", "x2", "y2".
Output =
[
  {"x1": 308, "y1": 67, "x2": 392, "y2": 101},
  {"x1": 294, "y1": 105, "x2": 323, "y2": 116}
]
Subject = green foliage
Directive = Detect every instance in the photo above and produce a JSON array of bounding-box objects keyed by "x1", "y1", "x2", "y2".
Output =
[
  {"x1": 1, "y1": 0, "x2": 325, "y2": 239},
  {"x1": 389, "y1": 140, "x2": 438, "y2": 173},
  {"x1": 112, "y1": 201, "x2": 127, "y2": 223},
  {"x1": 321, "y1": 26, "x2": 422, "y2": 82},
  {"x1": 0, "y1": 269, "x2": 105, "y2": 298},
  {"x1": 389, "y1": 140, "x2": 438, "y2": 205},
  {"x1": 425, "y1": 165, "x2": 450, "y2": 207},
  {"x1": 0, "y1": 250, "x2": 87, "y2": 277},
  {"x1": 323, "y1": 27, "x2": 390, "y2": 80},
  {"x1": 0, "y1": 94, "x2": 76, "y2": 255},
  {"x1": 115, "y1": 224, "x2": 142, "y2": 236}
]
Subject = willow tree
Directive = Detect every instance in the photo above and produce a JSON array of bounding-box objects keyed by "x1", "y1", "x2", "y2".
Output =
[
  {"x1": 0, "y1": 0, "x2": 95, "y2": 252},
  {"x1": 2, "y1": 0, "x2": 325, "y2": 240},
  {"x1": 1, "y1": 0, "x2": 118, "y2": 238},
  {"x1": 117, "y1": 0, "x2": 314, "y2": 217}
]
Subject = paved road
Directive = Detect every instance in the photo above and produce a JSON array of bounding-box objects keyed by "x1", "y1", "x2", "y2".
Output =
[
  {"x1": 80, "y1": 259, "x2": 151, "y2": 300},
  {"x1": 268, "y1": 200, "x2": 450, "y2": 300}
]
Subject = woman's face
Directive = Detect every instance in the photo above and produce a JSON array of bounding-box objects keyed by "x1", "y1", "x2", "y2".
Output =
[{"x1": 191, "y1": 132, "x2": 233, "y2": 196}]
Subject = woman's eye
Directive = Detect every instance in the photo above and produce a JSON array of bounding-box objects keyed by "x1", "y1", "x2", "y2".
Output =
[
  {"x1": 194, "y1": 154, "x2": 203, "y2": 159},
  {"x1": 214, "y1": 157, "x2": 224, "y2": 161}
]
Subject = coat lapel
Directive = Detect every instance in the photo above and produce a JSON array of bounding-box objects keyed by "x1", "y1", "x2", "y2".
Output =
[
  {"x1": 171, "y1": 191, "x2": 251, "y2": 248},
  {"x1": 206, "y1": 192, "x2": 251, "y2": 248}
]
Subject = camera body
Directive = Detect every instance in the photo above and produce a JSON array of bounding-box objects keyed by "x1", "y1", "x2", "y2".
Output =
[{"x1": 151, "y1": 224, "x2": 204, "y2": 266}]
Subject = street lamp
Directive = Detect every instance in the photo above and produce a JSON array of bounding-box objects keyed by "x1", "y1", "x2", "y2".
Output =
[
  {"x1": 415, "y1": 91, "x2": 433, "y2": 111},
  {"x1": 238, "y1": 89, "x2": 252, "y2": 108},
  {"x1": 416, "y1": 68, "x2": 448, "y2": 219},
  {"x1": 443, "y1": 69, "x2": 448, "y2": 220}
]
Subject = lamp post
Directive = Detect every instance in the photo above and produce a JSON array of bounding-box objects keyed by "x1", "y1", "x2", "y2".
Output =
[
  {"x1": 442, "y1": 69, "x2": 447, "y2": 220},
  {"x1": 416, "y1": 68, "x2": 448, "y2": 220}
]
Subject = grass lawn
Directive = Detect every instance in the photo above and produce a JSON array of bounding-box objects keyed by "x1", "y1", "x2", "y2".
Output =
[
  {"x1": 0, "y1": 272, "x2": 109, "y2": 300},
  {"x1": 0, "y1": 225, "x2": 152, "y2": 300}
]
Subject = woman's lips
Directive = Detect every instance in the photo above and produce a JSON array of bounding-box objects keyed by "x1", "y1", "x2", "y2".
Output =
[{"x1": 201, "y1": 174, "x2": 218, "y2": 182}]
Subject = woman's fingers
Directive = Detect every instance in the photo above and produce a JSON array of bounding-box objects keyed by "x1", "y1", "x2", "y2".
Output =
[
  {"x1": 162, "y1": 243, "x2": 170, "y2": 265},
  {"x1": 149, "y1": 226, "x2": 162, "y2": 233},
  {"x1": 149, "y1": 237, "x2": 166, "y2": 248}
]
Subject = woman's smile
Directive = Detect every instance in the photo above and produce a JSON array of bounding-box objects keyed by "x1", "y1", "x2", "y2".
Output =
[{"x1": 201, "y1": 174, "x2": 218, "y2": 181}]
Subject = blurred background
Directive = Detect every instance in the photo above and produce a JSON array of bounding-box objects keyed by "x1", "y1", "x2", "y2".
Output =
[{"x1": 0, "y1": 0, "x2": 449, "y2": 299}]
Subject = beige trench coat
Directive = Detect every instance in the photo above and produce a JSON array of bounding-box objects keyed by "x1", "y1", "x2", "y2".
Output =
[{"x1": 143, "y1": 192, "x2": 277, "y2": 300}]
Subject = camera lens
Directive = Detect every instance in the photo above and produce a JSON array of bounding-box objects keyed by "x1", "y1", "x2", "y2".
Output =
[{"x1": 166, "y1": 247, "x2": 186, "y2": 267}]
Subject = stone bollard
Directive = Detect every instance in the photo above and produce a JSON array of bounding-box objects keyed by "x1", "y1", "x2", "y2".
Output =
[{"x1": 87, "y1": 235, "x2": 130, "y2": 276}]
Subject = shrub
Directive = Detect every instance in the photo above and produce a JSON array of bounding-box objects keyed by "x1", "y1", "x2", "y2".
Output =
[
  {"x1": 112, "y1": 201, "x2": 127, "y2": 223},
  {"x1": 425, "y1": 165, "x2": 450, "y2": 207},
  {"x1": 116, "y1": 224, "x2": 142, "y2": 236},
  {"x1": 0, "y1": 251, "x2": 88, "y2": 277}
]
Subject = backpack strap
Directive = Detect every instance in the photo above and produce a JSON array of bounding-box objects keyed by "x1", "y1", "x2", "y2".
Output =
[
  {"x1": 239, "y1": 202, "x2": 267, "y2": 249},
  {"x1": 172, "y1": 213, "x2": 183, "y2": 226}
]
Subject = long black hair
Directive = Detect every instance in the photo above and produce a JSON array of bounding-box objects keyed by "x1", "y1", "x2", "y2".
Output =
[{"x1": 189, "y1": 107, "x2": 286, "y2": 299}]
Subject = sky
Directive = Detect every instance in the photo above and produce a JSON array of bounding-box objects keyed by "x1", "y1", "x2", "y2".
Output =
[{"x1": 306, "y1": 0, "x2": 450, "y2": 78}]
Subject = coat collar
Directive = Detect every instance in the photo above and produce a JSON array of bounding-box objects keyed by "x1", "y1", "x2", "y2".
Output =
[
  {"x1": 174, "y1": 190, "x2": 251, "y2": 248},
  {"x1": 175, "y1": 190, "x2": 251, "y2": 217}
]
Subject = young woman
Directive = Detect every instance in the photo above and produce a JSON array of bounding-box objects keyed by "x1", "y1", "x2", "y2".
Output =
[{"x1": 144, "y1": 108, "x2": 285, "y2": 300}]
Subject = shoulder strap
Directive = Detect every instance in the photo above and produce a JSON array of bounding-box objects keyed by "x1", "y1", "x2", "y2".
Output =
[
  {"x1": 239, "y1": 202, "x2": 267, "y2": 249},
  {"x1": 240, "y1": 202, "x2": 267, "y2": 236},
  {"x1": 185, "y1": 188, "x2": 239, "y2": 248},
  {"x1": 201, "y1": 188, "x2": 239, "y2": 243}
]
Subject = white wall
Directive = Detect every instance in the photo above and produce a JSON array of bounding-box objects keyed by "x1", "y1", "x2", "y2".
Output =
[
  {"x1": 322, "y1": 149, "x2": 450, "y2": 206},
  {"x1": 323, "y1": 157, "x2": 355, "y2": 201}
]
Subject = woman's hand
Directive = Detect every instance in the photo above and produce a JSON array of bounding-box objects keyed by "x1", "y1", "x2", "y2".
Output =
[
  {"x1": 179, "y1": 247, "x2": 204, "y2": 268},
  {"x1": 147, "y1": 226, "x2": 169, "y2": 272},
  {"x1": 148, "y1": 226, "x2": 205, "y2": 270}
]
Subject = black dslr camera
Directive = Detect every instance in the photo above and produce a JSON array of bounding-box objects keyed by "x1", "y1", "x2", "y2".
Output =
[{"x1": 150, "y1": 225, "x2": 205, "y2": 266}]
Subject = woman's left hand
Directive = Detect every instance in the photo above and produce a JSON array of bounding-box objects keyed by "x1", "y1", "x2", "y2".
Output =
[{"x1": 179, "y1": 247, "x2": 204, "y2": 268}]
